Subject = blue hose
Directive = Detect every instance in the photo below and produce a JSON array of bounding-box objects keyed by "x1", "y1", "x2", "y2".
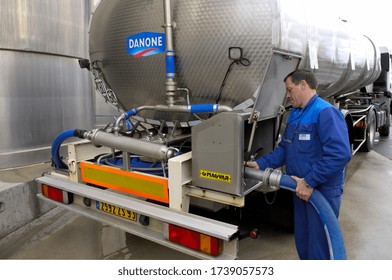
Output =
[
  {"x1": 51, "y1": 129, "x2": 86, "y2": 169},
  {"x1": 124, "y1": 108, "x2": 139, "y2": 119},
  {"x1": 279, "y1": 174, "x2": 346, "y2": 260},
  {"x1": 51, "y1": 129, "x2": 75, "y2": 169},
  {"x1": 189, "y1": 104, "x2": 218, "y2": 113}
]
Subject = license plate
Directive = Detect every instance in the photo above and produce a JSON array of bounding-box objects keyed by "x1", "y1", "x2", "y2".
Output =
[{"x1": 96, "y1": 201, "x2": 137, "y2": 222}]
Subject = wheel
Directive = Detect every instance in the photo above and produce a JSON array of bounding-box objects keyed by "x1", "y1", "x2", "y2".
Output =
[{"x1": 360, "y1": 110, "x2": 376, "y2": 152}]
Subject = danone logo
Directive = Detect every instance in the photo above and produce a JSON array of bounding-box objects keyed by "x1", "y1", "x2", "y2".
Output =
[
  {"x1": 127, "y1": 32, "x2": 166, "y2": 58},
  {"x1": 200, "y1": 169, "x2": 232, "y2": 183}
]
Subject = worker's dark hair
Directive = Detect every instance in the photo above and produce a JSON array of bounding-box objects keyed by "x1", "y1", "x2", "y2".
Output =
[{"x1": 284, "y1": 69, "x2": 318, "y2": 90}]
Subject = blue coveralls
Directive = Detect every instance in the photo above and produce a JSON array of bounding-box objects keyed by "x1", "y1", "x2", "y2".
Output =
[{"x1": 256, "y1": 94, "x2": 351, "y2": 260}]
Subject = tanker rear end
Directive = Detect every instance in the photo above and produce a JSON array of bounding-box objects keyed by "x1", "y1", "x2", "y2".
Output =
[{"x1": 35, "y1": 0, "x2": 391, "y2": 259}]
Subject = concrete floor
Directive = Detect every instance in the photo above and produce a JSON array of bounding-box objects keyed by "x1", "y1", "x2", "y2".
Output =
[{"x1": 1, "y1": 133, "x2": 392, "y2": 260}]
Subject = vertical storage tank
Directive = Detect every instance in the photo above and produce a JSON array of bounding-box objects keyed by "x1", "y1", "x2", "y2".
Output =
[{"x1": 0, "y1": 0, "x2": 94, "y2": 168}]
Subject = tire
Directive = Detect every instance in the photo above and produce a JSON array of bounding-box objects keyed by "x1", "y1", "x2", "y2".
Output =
[{"x1": 360, "y1": 109, "x2": 376, "y2": 152}]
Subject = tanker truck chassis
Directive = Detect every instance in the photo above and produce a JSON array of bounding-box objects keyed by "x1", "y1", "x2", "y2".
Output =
[
  {"x1": 337, "y1": 50, "x2": 392, "y2": 154},
  {"x1": 35, "y1": 0, "x2": 391, "y2": 259}
]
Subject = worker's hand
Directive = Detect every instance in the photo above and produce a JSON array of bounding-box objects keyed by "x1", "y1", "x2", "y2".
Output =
[
  {"x1": 291, "y1": 176, "x2": 313, "y2": 202},
  {"x1": 245, "y1": 161, "x2": 260, "y2": 170}
]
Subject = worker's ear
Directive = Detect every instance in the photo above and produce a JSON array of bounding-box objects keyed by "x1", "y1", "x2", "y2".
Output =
[{"x1": 300, "y1": 80, "x2": 307, "y2": 90}]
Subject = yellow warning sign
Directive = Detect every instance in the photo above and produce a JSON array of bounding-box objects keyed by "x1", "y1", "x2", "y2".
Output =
[{"x1": 200, "y1": 169, "x2": 231, "y2": 183}]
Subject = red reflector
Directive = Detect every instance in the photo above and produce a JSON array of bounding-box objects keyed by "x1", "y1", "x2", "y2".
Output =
[
  {"x1": 355, "y1": 121, "x2": 365, "y2": 128},
  {"x1": 41, "y1": 184, "x2": 72, "y2": 204},
  {"x1": 168, "y1": 224, "x2": 223, "y2": 256}
]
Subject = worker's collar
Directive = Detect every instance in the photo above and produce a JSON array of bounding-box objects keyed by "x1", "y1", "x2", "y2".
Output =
[{"x1": 298, "y1": 93, "x2": 318, "y2": 111}]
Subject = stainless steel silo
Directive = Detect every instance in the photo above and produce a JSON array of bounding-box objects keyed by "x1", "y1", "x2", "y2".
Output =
[{"x1": 0, "y1": 0, "x2": 95, "y2": 168}]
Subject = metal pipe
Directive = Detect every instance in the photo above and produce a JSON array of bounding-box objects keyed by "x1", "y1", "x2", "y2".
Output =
[
  {"x1": 122, "y1": 151, "x2": 131, "y2": 171},
  {"x1": 349, "y1": 105, "x2": 373, "y2": 115},
  {"x1": 114, "y1": 104, "x2": 233, "y2": 131},
  {"x1": 246, "y1": 113, "x2": 259, "y2": 159},
  {"x1": 163, "y1": 0, "x2": 177, "y2": 105},
  {"x1": 163, "y1": 0, "x2": 174, "y2": 54},
  {"x1": 335, "y1": 90, "x2": 360, "y2": 100},
  {"x1": 244, "y1": 167, "x2": 282, "y2": 191},
  {"x1": 84, "y1": 129, "x2": 177, "y2": 161}
]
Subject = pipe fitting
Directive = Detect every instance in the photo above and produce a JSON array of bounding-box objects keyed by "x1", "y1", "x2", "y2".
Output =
[
  {"x1": 268, "y1": 168, "x2": 283, "y2": 190},
  {"x1": 243, "y1": 167, "x2": 279, "y2": 192}
]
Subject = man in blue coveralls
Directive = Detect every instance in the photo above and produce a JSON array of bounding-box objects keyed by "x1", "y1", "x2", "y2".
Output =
[{"x1": 247, "y1": 69, "x2": 351, "y2": 260}]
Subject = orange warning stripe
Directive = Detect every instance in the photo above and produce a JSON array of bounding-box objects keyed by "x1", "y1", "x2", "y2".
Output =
[{"x1": 80, "y1": 162, "x2": 169, "y2": 204}]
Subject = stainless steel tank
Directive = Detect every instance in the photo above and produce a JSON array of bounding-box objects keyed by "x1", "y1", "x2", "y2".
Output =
[
  {"x1": 0, "y1": 0, "x2": 95, "y2": 168},
  {"x1": 89, "y1": 0, "x2": 381, "y2": 123}
]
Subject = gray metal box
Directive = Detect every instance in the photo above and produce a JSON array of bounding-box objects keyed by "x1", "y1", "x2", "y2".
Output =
[{"x1": 191, "y1": 112, "x2": 260, "y2": 196}]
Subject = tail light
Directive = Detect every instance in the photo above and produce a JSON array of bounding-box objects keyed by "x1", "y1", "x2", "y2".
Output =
[
  {"x1": 355, "y1": 121, "x2": 365, "y2": 128},
  {"x1": 166, "y1": 224, "x2": 223, "y2": 256},
  {"x1": 41, "y1": 184, "x2": 73, "y2": 204}
]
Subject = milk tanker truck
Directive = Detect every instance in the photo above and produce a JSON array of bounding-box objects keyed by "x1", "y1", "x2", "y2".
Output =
[{"x1": 36, "y1": 0, "x2": 391, "y2": 259}]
